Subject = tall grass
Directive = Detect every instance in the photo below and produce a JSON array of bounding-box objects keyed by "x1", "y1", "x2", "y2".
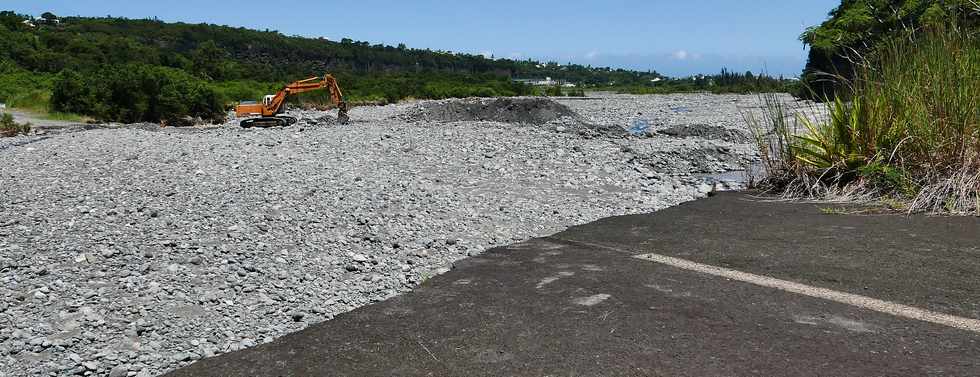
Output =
[{"x1": 749, "y1": 25, "x2": 980, "y2": 214}]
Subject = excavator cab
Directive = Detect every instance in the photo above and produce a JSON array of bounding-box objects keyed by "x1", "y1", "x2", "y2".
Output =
[{"x1": 236, "y1": 74, "x2": 350, "y2": 128}]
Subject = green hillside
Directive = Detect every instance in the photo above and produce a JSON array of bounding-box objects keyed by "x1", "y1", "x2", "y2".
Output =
[
  {"x1": 0, "y1": 11, "x2": 669, "y2": 123},
  {"x1": 0, "y1": 11, "x2": 797, "y2": 124}
]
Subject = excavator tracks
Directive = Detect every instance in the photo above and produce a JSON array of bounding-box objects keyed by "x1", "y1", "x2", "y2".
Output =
[{"x1": 239, "y1": 116, "x2": 297, "y2": 128}]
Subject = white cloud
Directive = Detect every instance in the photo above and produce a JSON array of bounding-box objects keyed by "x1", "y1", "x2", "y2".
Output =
[
  {"x1": 671, "y1": 50, "x2": 703, "y2": 61},
  {"x1": 480, "y1": 50, "x2": 493, "y2": 59},
  {"x1": 585, "y1": 50, "x2": 599, "y2": 59}
]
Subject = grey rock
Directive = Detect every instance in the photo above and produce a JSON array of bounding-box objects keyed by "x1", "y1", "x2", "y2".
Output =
[
  {"x1": 0, "y1": 93, "x2": 798, "y2": 377},
  {"x1": 82, "y1": 361, "x2": 99, "y2": 371},
  {"x1": 108, "y1": 364, "x2": 130, "y2": 377}
]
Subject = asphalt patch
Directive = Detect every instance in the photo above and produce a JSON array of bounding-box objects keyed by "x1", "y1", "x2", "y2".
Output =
[{"x1": 166, "y1": 193, "x2": 980, "y2": 377}]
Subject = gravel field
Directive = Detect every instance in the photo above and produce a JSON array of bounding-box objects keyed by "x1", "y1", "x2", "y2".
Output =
[{"x1": 1, "y1": 93, "x2": 799, "y2": 376}]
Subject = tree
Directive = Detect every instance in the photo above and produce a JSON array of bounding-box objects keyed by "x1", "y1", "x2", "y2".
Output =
[
  {"x1": 0, "y1": 11, "x2": 26, "y2": 31},
  {"x1": 799, "y1": 0, "x2": 980, "y2": 99},
  {"x1": 39, "y1": 12, "x2": 59, "y2": 25},
  {"x1": 191, "y1": 40, "x2": 227, "y2": 80},
  {"x1": 51, "y1": 69, "x2": 97, "y2": 115}
]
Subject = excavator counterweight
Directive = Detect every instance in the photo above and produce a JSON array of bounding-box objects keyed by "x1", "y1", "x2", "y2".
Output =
[{"x1": 235, "y1": 74, "x2": 349, "y2": 128}]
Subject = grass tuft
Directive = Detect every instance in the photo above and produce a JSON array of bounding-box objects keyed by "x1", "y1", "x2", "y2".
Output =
[
  {"x1": 0, "y1": 112, "x2": 31, "y2": 137},
  {"x1": 748, "y1": 24, "x2": 980, "y2": 215}
]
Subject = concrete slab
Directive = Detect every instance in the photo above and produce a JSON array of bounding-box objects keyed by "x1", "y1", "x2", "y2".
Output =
[
  {"x1": 164, "y1": 192, "x2": 980, "y2": 376},
  {"x1": 555, "y1": 192, "x2": 980, "y2": 319}
]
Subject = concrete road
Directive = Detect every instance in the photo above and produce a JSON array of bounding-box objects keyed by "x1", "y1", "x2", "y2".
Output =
[{"x1": 165, "y1": 192, "x2": 980, "y2": 376}]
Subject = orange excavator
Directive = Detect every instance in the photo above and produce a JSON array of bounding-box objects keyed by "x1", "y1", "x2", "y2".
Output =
[{"x1": 235, "y1": 74, "x2": 350, "y2": 128}]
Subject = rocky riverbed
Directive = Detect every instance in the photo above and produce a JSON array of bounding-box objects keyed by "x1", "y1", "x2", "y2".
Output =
[{"x1": 0, "y1": 93, "x2": 802, "y2": 376}]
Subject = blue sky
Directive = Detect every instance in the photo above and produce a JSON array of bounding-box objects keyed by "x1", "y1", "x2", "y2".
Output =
[{"x1": 5, "y1": 0, "x2": 840, "y2": 77}]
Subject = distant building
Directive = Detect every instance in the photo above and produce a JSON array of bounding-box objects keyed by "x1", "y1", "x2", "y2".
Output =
[{"x1": 21, "y1": 19, "x2": 35, "y2": 28}]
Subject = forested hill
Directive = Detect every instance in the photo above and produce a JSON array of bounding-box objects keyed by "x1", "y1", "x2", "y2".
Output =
[
  {"x1": 1, "y1": 11, "x2": 800, "y2": 124},
  {"x1": 0, "y1": 11, "x2": 672, "y2": 123},
  {"x1": 0, "y1": 11, "x2": 659, "y2": 86}
]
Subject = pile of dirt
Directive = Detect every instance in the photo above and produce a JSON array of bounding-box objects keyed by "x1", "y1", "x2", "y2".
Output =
[
  {"x1": 397, "y1": 97, "x2": 626, "y2": 138},
  {"x1": 400, "y1": 97, "x2": 580, "y2": 124},
  {"x1": 628, "y1": 145, "x2": 751, "y2": 174},
  {"x1": 658, "y1": 123, "x2": 752, "y2": 143}
]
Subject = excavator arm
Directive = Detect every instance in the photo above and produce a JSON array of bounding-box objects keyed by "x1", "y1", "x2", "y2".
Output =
[{"x1": 236, "y1": 74, "x2": 349, "y2": 127}]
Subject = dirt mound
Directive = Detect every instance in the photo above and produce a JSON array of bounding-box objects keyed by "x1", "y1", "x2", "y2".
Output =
[
  {"x1": 629, "y1": 145, "x2": 750, "y2": 174},
  {"x1": 397, "y1": 97, "x2": 626, "y2": 138},
  {"x1": 401, "y1": 97, "x2": 581, "y2": 124},
  {"x1": 658, "y1": 123, "x2": 752, "y2": 143}
]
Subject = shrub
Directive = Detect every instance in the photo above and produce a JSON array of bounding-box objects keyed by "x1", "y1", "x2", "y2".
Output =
[
  {"x1": 210, "y1": 80, "x2": 276, "y2": 103},
  {"x1": 51, "y1": 65, "x2": 226, "y2": 124},
  {"x1": 545, "y1": 85, "x2": 563, "y2": 97},
  {"x1": 0, "y1": 62, "x2": 56, "y2": 112},
  {"x1": 0, "y1": 112, "x2": 31, "y2": 137},
  {"x1": 50, "y1": 69, "x2": 97, "y2": 115},
  {"x1": 750, "y1": 24, "x2": 980, "y2": 214},
  {"x1": 799, "y1": 0, "x2": 980, "y2": 101},
  {"x1": 474, "y1": 87, "x2": 498, "y2": 98}
]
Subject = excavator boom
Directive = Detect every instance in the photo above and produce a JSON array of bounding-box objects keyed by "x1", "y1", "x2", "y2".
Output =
[{"x1": 236, "y1": 74, "x2": 349, "y2": 128}]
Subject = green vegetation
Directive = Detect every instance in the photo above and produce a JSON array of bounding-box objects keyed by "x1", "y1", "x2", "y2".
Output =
[
  {"x1": 614, "y1": 69, "x2": 798, "y2": 95},
  {"x1": 0, "y1": 61, "x2": 56, "y2": 113},
  {"x1": 799, "y1": 0, "x2": 980, "y2": 99},
  {"x1": 0, "y1": 10, "x2": 803, "y2": 124},
  {"x1": 50, "y1": 64, "x2": 226, "y2": 123},
  {"x1": 0, "y1": 11, "x2": 664, "y2": 123},
  {"x1": 751, "y1": 24, "x2": 980, "y2": 214},
  {"x1": 0, "y1": 112, "x2": 31, "y2": 137},
  {"x1": 545, "y1": 84, "x2": 564, "y2": 97}
]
